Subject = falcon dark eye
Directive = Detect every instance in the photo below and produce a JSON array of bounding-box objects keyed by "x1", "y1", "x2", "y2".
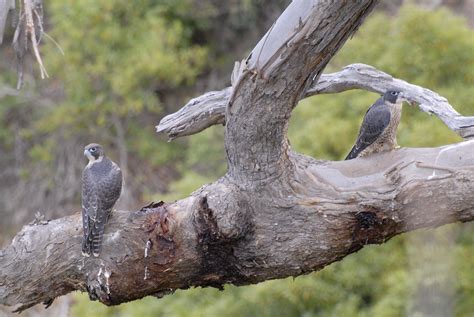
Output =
[
  {"x1": 90, "y1": 147, "x2": 96, "y2": 152},
  {"x1": 391, "y1": 91, "x2": 398, "y2": 96}
]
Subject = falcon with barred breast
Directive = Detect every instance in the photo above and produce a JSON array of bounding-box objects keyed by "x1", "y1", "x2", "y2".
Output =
[
  {"x1": 82, "y1": 143, "x2": 122, "y2": 257},
  {"x1": 345, "y1": 90, "x2": 407, "y2": 160}
]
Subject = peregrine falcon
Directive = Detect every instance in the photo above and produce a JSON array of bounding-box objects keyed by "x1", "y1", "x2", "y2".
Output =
[
  {"x1": 345, "y1": 90, "x2": 406, "y2": 160},
  {"x1": 82, "y1": 143, "x2": 122, "y2": 257}
]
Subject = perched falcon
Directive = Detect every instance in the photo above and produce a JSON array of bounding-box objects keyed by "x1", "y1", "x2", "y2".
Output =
[
  {"x1": 82, "y1": 143, "x2": 122, "y2": 257},
  {"x1": 345, "y1": 90, "x2": 406, "y2": 160}
]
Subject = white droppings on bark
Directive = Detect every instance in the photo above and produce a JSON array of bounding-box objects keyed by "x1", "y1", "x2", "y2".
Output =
[
  {"x1": 104, "y1": 269, "x2": 111, "y2": 295},
  {"x1": 429, "y1": 140, "x2": 474, "y2": 179},
  {"x1": 144, "y1": 239, "x2": 152, "y2": 280},
  {"x1": 107, "y1": 230, "x2": 121, "y2": 243},
  {"x1": 144, "y1": 240, "x2": 151, "y2": 258},
  {"x1": 144, "y1": 267, "x2": 149, "y2": 280},
  {"x1": 97, "y1": 266, "x2": 104, "y2": 288},
  {"x1": 77, "y1": 258, "x2": 85, "y2": 271}
]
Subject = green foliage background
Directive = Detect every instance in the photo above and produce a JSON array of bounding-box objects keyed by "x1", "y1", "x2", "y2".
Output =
[{"x1": 0, "y1": 2, "x2": 473, "y2": 316}]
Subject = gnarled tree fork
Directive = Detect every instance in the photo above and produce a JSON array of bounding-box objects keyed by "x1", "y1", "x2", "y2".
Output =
[{"x1": 1, "y1": 0, "x2": 473, "y2": 312}]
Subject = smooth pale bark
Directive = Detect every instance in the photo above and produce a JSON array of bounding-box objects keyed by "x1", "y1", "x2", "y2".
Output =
[{"x1": 2, "y1": 0, "x2": 474, "y2": 313}]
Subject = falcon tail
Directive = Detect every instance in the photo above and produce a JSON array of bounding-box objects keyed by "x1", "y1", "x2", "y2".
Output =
[
  {"x1": 345, "y1": 146, "x2": 359, "y2": 160},
  {"x1": 81, "y1": 213, "x2": 109, "y2": 257},
  {"x1": 92, "y1": 209, "x2": 113, "y2": 257},
  {"x1": 81, "y1": 210, "x2": 92, "y2": 257},
  {"x1": 92, "y1": 236, "x2": 103, "y2": 257}
]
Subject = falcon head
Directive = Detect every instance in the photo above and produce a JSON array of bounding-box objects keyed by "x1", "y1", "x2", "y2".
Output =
[
  {"x1": 84, "y1": 143, "x2": 104, "y2": 162},
  {"x1": 383, "y1": 90, "x2": 406, "y2": 104}
]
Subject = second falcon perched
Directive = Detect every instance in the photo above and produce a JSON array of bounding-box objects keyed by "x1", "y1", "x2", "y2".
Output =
[
  {"x1": 82, "y1": 143, "x2": 122, "y2": 257},
  {"x1": 345, "y1": 90, "x2": 406, "y2": 160}
]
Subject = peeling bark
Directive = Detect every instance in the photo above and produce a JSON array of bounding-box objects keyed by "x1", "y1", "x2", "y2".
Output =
[{"x1": 2, "y1": 0, "x2": 474, "y2": 312}]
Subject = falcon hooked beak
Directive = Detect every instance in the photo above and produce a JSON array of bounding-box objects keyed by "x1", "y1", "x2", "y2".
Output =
[
  {"x1": 84, "y1": 149, "x2": 94, "y2": 161},
  {"x1": 398, "y1": 92, "x2": 408, "y2": 104},
  {"x1": 400, "y1": 92, "x2": 416, "y2": 106}
]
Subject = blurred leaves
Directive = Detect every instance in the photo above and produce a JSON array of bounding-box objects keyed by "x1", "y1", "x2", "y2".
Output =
[
  {"x1": 41, "y1": 0, "x2": 208, "y2": 128},
  {"x1": 0, "y1": 0, "x2": 211, "y2": 217}
]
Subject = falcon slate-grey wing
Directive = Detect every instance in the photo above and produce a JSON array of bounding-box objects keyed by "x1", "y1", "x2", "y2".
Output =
[
  {"x1": 82, "y1": 143, "x2": 122, "y2": 257},
  {"x1": 345, "y1": 90, "x2": 406, "y2": 160}
]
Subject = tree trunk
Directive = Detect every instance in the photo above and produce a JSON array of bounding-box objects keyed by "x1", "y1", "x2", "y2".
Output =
[{"x1": 1, "y1": 0, "x2": 474, "y2": 313}]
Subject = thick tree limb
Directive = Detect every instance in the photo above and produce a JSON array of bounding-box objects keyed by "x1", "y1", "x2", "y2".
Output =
[
  {"x1": 2, "y1": 0, "x2": 474, "y2": 312},
  {"x1": 157, "y1": 64, "x2": 474, "y2": 140},
  {"x1": 1, "y1": 144, "x2": 473, "y2": 312}
]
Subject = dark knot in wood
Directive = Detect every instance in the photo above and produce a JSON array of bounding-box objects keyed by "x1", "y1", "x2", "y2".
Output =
[
  {"x1": 142, "y1": 202, "x2": 175, "y2": 266},
  {"x1": 193, "y1": 196, "x2": 247, "y2": 290},
  {"x1": 350, "y1": 209, "x2": 400, "y2": 253}
]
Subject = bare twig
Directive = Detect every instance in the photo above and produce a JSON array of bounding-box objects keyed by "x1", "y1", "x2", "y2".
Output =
[
  {"x1": 9, "y1": 0, "x2": 47, "y2": 88},
  {"x1": 42, "y1": 31, "x2": 65, "y2": 56},
  {"x1": 24, "y1": 0, "x2": 48, "y2": 79}
]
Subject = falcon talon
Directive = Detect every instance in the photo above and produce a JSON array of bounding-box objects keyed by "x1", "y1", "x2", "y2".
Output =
[
  {"x1": 81, "y1": 143, "x2": 123, "y2": 258},
  {"x1": 29, "y1": 211, "x2": 49, "y2": 226}
]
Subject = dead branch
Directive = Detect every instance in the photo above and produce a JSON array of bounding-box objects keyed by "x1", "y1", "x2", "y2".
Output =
[{"x1": 157, "y1": 64, "x2": 474, "y2": 140}]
